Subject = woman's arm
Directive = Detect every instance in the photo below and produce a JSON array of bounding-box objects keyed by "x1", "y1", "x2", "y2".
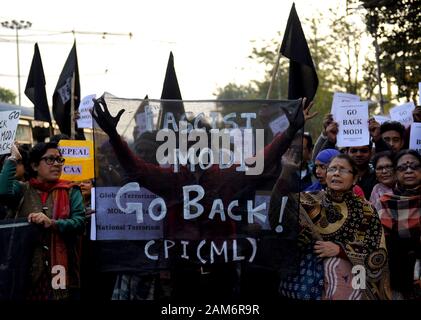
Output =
[{"x1": 0, "y1": 158, "x2": 23, "y2": 200}]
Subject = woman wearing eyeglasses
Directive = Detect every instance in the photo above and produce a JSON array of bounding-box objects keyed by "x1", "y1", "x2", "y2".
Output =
[
  {"x1": 379, "y1": 149, "x2": 421, "y2": 299},
  {"x1": 270, "y1": 153, "x2": 390, "y2": 300},
  {"x1": 370, "y1": 151, "x2": 396, "y2": 213},
  {"x1": 305, "y1": 148, "x2": 365, "y2": 199},
  {"x1": 0, "y1": 142, "x2": 85, "y2": 300}
]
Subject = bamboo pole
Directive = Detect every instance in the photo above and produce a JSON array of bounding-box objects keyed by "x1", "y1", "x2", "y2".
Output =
[
  {"x1": 70, "y1": 71, "x2": 75, "y2": 139},
  {"x1": 266, "y1": 47, "x2": 283, "y2": 100}
]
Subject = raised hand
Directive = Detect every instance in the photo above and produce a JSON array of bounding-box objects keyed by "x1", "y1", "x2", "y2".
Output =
[
  {"x1": 91, "y1": 96, "x2": 125, "y2": 139},
  {"x1": 325, "y1": 121, "x2": 339, "y2": 144},
  {"x1": 10, "y1": 142, "x2": 22, "y2": 161},
  {"x1": 413, "y1": 105, "x2": 421, "y2": 123},
  {"x1": 368, "y1": 118, "x2": 381, "y2": 141},
  {"x1": 303, "y1": 98, "x2": 318, "y2": 122},
  {"x1": 322, "y1": 113, "x2": 334, "y2": 135}
]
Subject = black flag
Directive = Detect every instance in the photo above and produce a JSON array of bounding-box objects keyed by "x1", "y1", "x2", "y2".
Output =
[
  {"x1": 52, "y1": 41, "x2": 80, "y2": 136},
  {"x1": 24, "y1": 43, "x2": 51, "y2": 123},
  {"x1": 158, "y1": 52, "x2": 185, "y2": 129},
  {"x1": 280, "y1": 3, "x2": 318, "y2": 101}
]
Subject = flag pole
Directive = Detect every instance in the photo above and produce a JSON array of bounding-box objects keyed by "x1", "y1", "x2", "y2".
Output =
[
  {"x1": 70, "y1": 71, "x2": 75, "y2": 139},
  {"x1": 49, "y1": 121, "x2": 54, "y2": 137},
  {"x1": 266, "y1": 46, "x2": 283, "y2": 100}
]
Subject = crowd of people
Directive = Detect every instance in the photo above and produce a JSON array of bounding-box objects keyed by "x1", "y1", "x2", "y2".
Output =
[{"x1": 0, "y1": 96, "x2": 420, "y2": 301}]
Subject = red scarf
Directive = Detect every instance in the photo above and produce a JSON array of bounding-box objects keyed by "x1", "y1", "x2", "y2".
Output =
[{"x1": 29, "y1": 178, "x2": 74, "y2": 295}]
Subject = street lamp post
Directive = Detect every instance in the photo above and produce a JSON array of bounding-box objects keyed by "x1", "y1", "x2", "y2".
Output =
[{"x1": 1, "y1": 20, "x2": 32, "y2": 106}]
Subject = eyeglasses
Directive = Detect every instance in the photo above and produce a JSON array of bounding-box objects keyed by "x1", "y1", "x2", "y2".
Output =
[
  {"x1": 375, "y1": 165, "x2": 394, "y2": 173},
  {"x1": 40, "y1": 156, "x2": 65, "y2": 165},
  {"x1": 326, "y1": 166, "x2": 353, "y2": 175},
  {"x1": 396, "y1": 163, "x2": 421, "y2": 172}
]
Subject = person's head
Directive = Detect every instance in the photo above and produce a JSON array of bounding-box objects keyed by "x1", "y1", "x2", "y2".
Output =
[
  {"x1": 134, "y1": 131, "x2": 160, "y2": 164},
  {"x1": 393, "y1": 149, "x2": 421, "y2": 189},
  {"x1": 302, "y1": 132, "x2": 313, "y2": 164},
  {"x1": 380, "y1": 121, "x2": 405, "y2": 153},
  {"x1": 326, "y1": 153, "x2": 358, "y2": 192},
  {"x1": 29, "y1": 142, "x2": 65, "y2": 182},
  {"x1": 314, "y1": 149, "x2": 340, "y2": 185},
  {"x1": 372, "y1": 151, "x2": 395, "y2": 187},
  {"x1": 346, "y1": 143, "x2": 372, "y2": 169},
  {"x1": 79, "y1": 179, "x2": 94, "y2": 199}
]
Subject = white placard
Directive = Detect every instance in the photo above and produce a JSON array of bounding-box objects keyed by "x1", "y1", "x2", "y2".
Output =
[
  {"x1": 336, "y1": 101, "x2": 369, "y2": 147},
  {"x1": 331, "y1": 92, "x2": 360, "y2": 119},
  {"x1": 373, "y1": 115, "x2": 390, "y2": 125},
  {"x1": 389, "y1": 102, "x2": 415, "y2": 128},
  {"x1": 0, "y1": 110, "x2": 21, "y2": 155},
  {"x1": 95, "y1": 186, "x2": 163, "y2": 240},
  {"x1": 409, "y1": 123, "x2": 421, "y2": 155},
  {"x1": 269, "y1": 114, "x2": 289, "y2": 136},
  {"x1": 77, "y1": 94, "x2": 96, "y2": 128},
  {"x1": 90, "y1": 187, "x2": 96, "y2": 240}
]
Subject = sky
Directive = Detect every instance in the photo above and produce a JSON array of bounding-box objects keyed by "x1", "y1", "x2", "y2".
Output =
[{"x1": 1, "y1": 0, "x2": 343, "y2": 108}]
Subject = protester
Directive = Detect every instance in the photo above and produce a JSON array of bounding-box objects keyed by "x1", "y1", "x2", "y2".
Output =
[
  {"x1": 270, "y1": 153, "x2": 390, "y2": 300},
  {"x1": 313, "y1": 116, "x2": 377, "y2": 199},
  {"x1": 370, "y1": 151, "x2": 395, "y2": 212},
  {"x1": 379, "y1": 149, "x2": 421, "y2": 299},
  {"x1": 0, "y1": 142, "x2": 85, "y2": 300},
  {"x1": 306, "y1": 148, "x2": 365, "y2": 198},
  {"x1": 369, "y1": 120, "x2": 406, "y2": 153}
]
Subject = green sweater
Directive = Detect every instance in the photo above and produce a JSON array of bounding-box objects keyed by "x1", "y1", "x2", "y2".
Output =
[{"x1": 0, "y1": 159, "x2": 85, "y2": 234}]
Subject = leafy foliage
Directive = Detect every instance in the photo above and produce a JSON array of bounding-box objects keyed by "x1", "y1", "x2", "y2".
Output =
[
  {"x1": 357, "y1": 0, "x2": 421, "y2": 102},
  {"x1": 0, "y1": 87, "x2": 16, "y2": 104},
  {"x1": 215, "y1": 6, "x2": 377, "y2": 139}
]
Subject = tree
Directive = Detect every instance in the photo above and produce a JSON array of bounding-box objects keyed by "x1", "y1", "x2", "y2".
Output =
[
  {"x1": 214, "y1": 82, "x2": 261, "y2": 100},
  {"x1": 357, "y1": 0, "x2": 421, "y2": 103},
  {"x1": 214, "y1": 33, "x2": 289, "y2": 101},
  {"x1": 0, "y1": 87, "x2": 17, "y2": 104},
  {"x1": 214, "y1": 5, "x2": 377, "y2": 139}
]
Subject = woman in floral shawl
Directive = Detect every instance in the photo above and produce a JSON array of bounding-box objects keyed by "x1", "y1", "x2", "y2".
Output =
[{"x1": 270, "y1": 152, "x2": 391, "y2": 300}]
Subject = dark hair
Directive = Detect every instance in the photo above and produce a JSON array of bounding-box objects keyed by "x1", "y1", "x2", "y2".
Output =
[
  {"x1": 393, "y1": 149, "x2": 421, "y2": 168},
  {"x1": 380, "y1": 121, "x2": 405, "y2": 137},
  {"x1": 134, "y1": 131, "x2": 161, "y2": 164},
  {"x1": 371, "y1": 150, "x2": 394, "y2": 169},
  {"x1": 28, "y1": 142, "x2": 61, "y2": 177},
  {"x1": 303, "y1": 132, "x2": 313, "y2": 150},
  {"x1": 328, "y1": 153, "x2": 358, "y2": 176}
]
